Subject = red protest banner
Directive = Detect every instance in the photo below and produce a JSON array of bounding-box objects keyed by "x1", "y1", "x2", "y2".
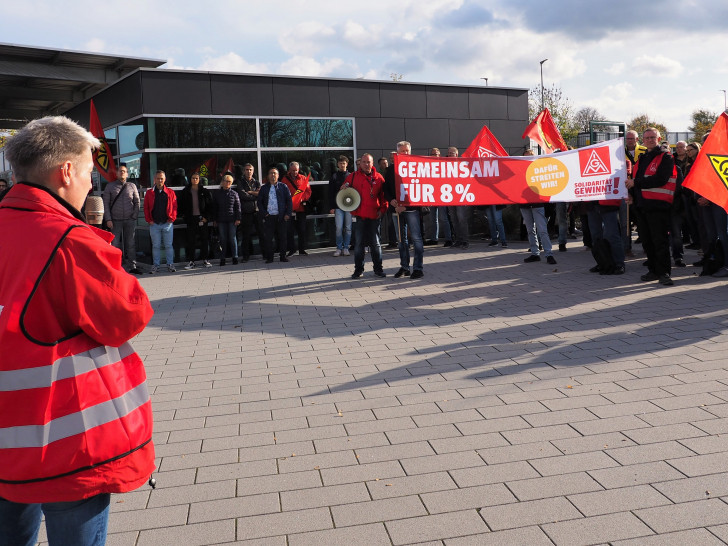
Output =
[{"x1": 394, "y1": 139, "x2": 627, "y2": 206}]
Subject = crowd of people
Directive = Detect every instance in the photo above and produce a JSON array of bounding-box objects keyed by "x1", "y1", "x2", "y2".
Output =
[{"x1": 2, "y1": 128, "x2": 725, "y2": 285}]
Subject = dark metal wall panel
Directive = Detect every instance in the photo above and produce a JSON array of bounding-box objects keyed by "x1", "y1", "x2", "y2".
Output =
[
  {"x1": 448, "y1": 119, "x2": 492, "y2": 150},
  {"x1": 211, "y1": 74, "x2": 274, "y2": 115},
  {"x1": 141, "y1": 71, "x2": 212, "y2": 115},
  {"x1": 404, "y1": 118, "x2": 450, "y2": 152},
  {"x1": 329, "y1": 81, "x2": 381, "y2": 118},
  {"x1": 488, "y1": 119, "x2": 529, "y2": 154},
  {"x1": 65, "y1": 71, "x2": 144, "y2": 127},
  {"x1": 507, "y1": 90, "x2": 529, "y2": 121},
  {"x1": 469, "y1": 89, "x2": 508, "y2": 120},
  {"x1": 380, "y1": 84, "x2": 427, "y2": 118},
  {"x1": 272, "y1": 78, "x2": 330, "y2": 117},
  {"x1": 426, "y1": 87, "x2": 469, "y2": 119},
  {"x1": 355, "y1": 117, "x2": 406, "y2": 151}
]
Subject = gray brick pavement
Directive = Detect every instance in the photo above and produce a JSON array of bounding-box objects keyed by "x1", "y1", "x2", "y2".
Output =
[{"x1": 93, "y1": 242, "x2": 728, "y2": 544}]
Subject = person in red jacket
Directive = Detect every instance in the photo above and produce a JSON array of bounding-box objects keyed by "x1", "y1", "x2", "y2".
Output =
[
  {"x1": 281, "y1": 161, "x2": 312, "y2": 256},
  {"x1": 347, "y1": 153, "x2": 388, "y2": 278},
  {"x1": 0, "y1": 116, "x2": 155, "y2": 545},
  {"x1": 143, "y1": 170, "x2": 178, "y2": 273}
]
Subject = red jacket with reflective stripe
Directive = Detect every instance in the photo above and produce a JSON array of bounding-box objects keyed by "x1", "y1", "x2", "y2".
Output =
[{"x1": 0, "y1": 183, "x2": 155, "y2": 503}]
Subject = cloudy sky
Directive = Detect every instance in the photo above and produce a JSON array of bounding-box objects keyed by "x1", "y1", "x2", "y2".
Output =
[{"x1": 5, "y1": 0, "x2": 728, "y2": 132}]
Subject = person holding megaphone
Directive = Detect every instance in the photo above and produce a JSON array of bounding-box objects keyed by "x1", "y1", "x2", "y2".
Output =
[{"x1": 344, "y1": 153, "x2": 388, "y2": 279}]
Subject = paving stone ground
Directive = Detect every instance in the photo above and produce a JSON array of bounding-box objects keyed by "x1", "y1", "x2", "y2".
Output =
[{"x1": 57, "y1": 240, "x2": 728, "y2": 544}]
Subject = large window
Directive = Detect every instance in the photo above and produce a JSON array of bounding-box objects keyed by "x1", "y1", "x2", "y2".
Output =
[
  {"x1": 150, "y1": 152, "x2": 258, "y2": 188},
  {"x1": 260, "y1": 119, "x2": 353, "y2": 148},
  {"x1": 149, "y1": 118, "x2": 256, "y2": 149},
  {"x1": 119, "y1": 121, "x2": 145, "y2": 154}
]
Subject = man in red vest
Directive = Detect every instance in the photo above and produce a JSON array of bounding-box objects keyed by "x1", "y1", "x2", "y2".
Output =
[
  {"x1": 626, "y1": 128, "x2": 677, "y2": 285},
  {"x1": 0, "y1": 116, "x2": 155, "y2": 545}
]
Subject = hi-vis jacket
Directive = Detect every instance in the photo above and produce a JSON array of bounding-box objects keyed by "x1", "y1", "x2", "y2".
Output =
[
  {"x1": 0, "y1": 183, "x2": 155, "y2": 503},
  {"x1": 633, "y1": 149, "x2": 676, "y2": 209}
]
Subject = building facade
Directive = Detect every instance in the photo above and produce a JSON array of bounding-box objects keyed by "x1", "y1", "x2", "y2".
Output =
[{"x1": 3, "y1": 68, "x2": 529, "y2": 259}]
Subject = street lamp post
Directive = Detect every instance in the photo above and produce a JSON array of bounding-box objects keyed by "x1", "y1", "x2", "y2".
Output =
[
  {"x1": 540, "y1": 59, "x2": 548, "y2": 110},
  {"x1": 721, "y1": 89, "x2": 727, "y2": 113},
  {"x1": 481, "y1": 77, "x2": 488, "y2": 86}
]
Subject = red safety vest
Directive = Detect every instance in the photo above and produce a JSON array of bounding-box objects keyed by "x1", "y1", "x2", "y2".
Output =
[
  {"x1": 0, "y1": 183, "x2": 155, "y2": 503},
  {"x1": 635, "y1": 153, "x2": 676, "y2": 205}
]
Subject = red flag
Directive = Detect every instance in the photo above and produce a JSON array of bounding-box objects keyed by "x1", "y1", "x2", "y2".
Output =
[
  {"x1": 220, "y1": 157, "x2": 235, "y2": 177},
  {"x1": 522, "y1": 108, "x2": 569, "y2": 154},
  {"x1": 196, "y1": 157, "x2": 217, "y2": 180},
  {"x1": 463, "y1": 125, "x2": 508, "y2": 158},
  {"x1": 683, "y1": 112, "x2": 728, "y2": 213},
  {"x1": 89, "y1": 99, "x2": 117, "y2": 182}
]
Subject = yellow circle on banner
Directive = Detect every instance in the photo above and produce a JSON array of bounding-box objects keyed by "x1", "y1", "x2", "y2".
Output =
[{"x1": 525, "y1": 157, "x2": 569, "y2": 197}]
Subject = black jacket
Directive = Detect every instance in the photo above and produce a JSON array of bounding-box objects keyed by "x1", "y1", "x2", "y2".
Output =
[
  {"x1": 179, "y1": 184, "x2": 213, "y2": 223},
  {"x1": 237, "y1": 177, "x2": 261, "y2": 214}
]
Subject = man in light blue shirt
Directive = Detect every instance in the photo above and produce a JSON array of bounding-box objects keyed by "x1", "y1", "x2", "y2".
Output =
[{"x1": 257, "y1": 167, "x2": 292, "y2": 263}]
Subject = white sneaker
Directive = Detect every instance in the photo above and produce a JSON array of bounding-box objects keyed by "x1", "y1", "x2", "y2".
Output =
[
  {"x1": 203, "y1": 260, "x2": 212, "y2": 267},
  {"x1": 184, "y1": 261, "x2": 195, "y2": 270},
  {"x1": 343, "y1": 249, "x2": 350, "y2": 256},
  {"x1": 167, "y1": 264, "x2": 177, "y2": 272},
  {"x1": 333, "y1": 249, "x2": 342, "y2": 257},
  {"x1": 149, "y1": 265, "x2": 158, "y2": 275}
]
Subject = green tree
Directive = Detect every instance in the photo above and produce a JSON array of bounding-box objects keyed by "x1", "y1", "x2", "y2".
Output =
[
  {"x1": 628, "y1": 114, "x2": 668, "y2": 139},
  {"x1": 688, "y1": 109, "x2": 718, "y2": 143},
  {"x1": 528, "y1": 84, "x2": 578, "y2": 144}
]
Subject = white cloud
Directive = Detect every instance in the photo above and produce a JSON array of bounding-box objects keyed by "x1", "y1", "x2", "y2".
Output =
[
  {"x1": 632, "y1": 54, "x2": 683, "y2": 78},
  {"x1": 604, "y1": 62, "x2": 625, "y2": 76},
  {"x1": 197, "y1": 52, "x2": 269, "y2": 74},
  {"x1": 278, "y1": 56, "x2": 346, "y2": 77},
  {"x1": 278, "y1": 22, "x2": 336, "y2": 56}
]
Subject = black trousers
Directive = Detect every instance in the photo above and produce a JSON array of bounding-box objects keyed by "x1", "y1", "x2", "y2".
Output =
[
  {"x1": 238, "y1": 213, "x2": 261, "y2": 259},
  {"x1": 287, "y1": 211, "x2": 307, "y2": 252},
  {"x1": 261, "y1": 214, "x2": 288, "y2": 260},
  {"x1": 185, "y1": 221, "x2": 210, "y2": 261},
  {"x1": 639, "y1": 208, "x2": 672, "y2": 276}
]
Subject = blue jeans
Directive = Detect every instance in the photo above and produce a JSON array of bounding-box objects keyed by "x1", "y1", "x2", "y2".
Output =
[
  {"x1": 520, "y1": 206, "x2": 552, "y2": 257},
  {"x1": 393, "y1": 210, "x2": 424, "y2": 271},
  {"x1": 335, "y1": 209, "x2": 352, "y2": 250},
  {"x1": 587, "y1": 206, "x2": 625, "y2": 267},
  {"x1": 149, "y1": 222, "x2": 174, "y2": 266},
  {"x1": 217, "y1": 222, "x2": 238, "y2": 258},
  {"x1": 486, "y1": 206, "x2": 506, "y2": 243},
  {"x1": 0, "y1": 493, "x2": 110, "y2": 546}
]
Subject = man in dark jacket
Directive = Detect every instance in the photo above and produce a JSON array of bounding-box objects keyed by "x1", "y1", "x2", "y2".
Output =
[
  {"x1": 626, "y1": 128, "x2": 676, "y2": 285},
  {"x1": 385, "y1": 140, "x2": 425, "y2": 279},
  {"x1": 328, "y1": 155, "x2": 352, "y2": 257},
  {"x1": 257, "y1": 167, "x2": 293, "y2": 263},
  {"x1": 235, "y1": 163, "x2": 261, "y2": 262}
]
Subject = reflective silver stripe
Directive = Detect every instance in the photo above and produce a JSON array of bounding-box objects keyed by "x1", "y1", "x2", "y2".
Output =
[
  {"x1": 645, "y1": 187, "x2": 674, "y2": 195},
  {"x1": 0, "y1": 343, "x2": 135, "y2": 392},
  {"x1": 0, "y1": 381, "x2": 149, "y2": 449}
]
